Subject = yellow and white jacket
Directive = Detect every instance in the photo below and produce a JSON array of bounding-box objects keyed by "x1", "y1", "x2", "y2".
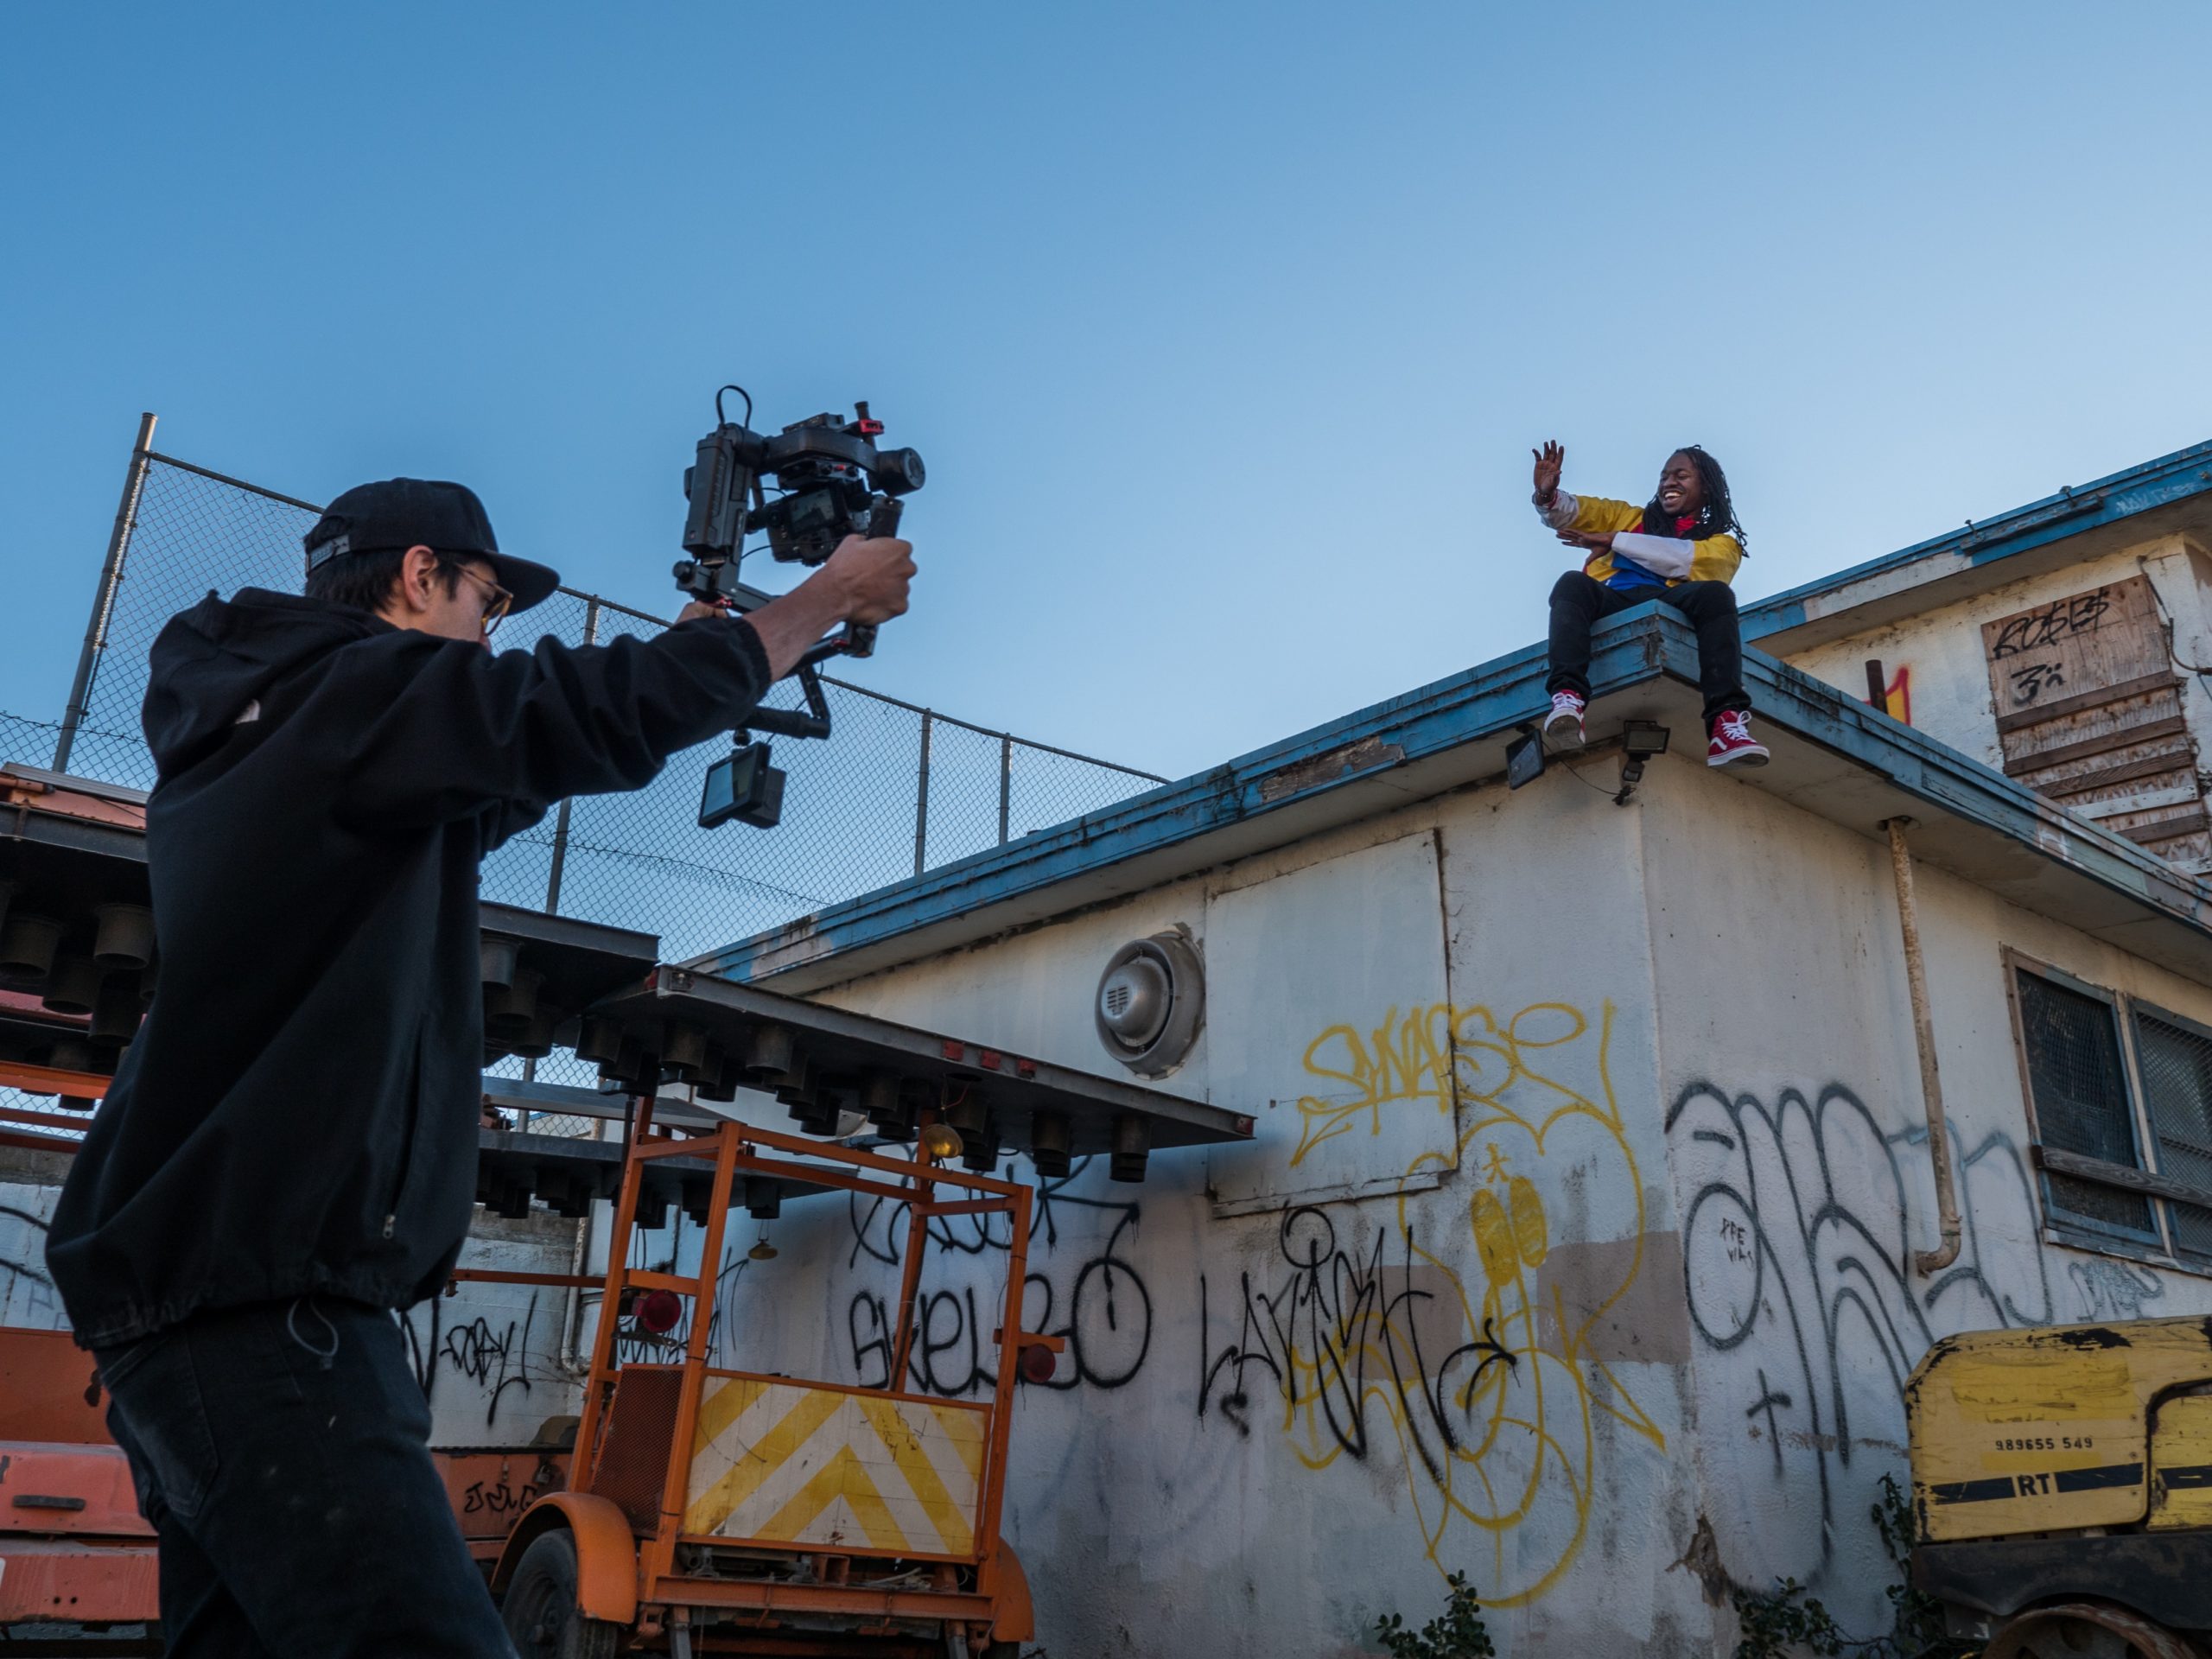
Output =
[{"x1": 1534, "y1": 490, "x2": 1744, "y2": 588}]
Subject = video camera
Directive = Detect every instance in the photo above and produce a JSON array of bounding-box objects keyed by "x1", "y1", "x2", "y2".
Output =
[{"x1": 680, "y1": 386, "x2": 925, "y2": 831}]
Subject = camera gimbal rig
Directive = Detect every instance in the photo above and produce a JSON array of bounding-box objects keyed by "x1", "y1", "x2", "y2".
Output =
[{"x1": 678, "y1": 385, "x2": 925, "y2": 830}]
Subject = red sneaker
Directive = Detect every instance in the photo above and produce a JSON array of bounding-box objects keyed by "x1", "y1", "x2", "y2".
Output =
[
  {"x1": 1544, "y1": 690, "x2": 1586, "y2": 748},
  {"x1": 1707, "y1": 709, "x2": 1770, "y2": 767}
]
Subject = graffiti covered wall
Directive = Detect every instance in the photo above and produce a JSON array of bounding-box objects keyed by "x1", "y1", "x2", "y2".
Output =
[
  {"x1": 1637, "y1": 749, "x2": 2212, "y2": 1636},
  {"x1": 773, "y1": 746, "x2": 2212, "y2": 1656},
  {"x1": 796, "y1": 789, "x2": 1726, "y2": 1654}
]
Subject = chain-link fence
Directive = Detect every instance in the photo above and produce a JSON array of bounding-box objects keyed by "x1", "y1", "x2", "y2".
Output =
[{"x1": 6, "y1": 435, "x2": 1165, "y2": 1136}]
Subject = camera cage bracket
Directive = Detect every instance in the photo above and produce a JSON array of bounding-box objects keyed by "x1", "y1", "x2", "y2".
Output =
[{"x1": 677, "y1": 388, "x2": 920, "y2": 831}]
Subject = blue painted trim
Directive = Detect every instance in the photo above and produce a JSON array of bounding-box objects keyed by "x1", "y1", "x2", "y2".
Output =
[
  {"x1": 1740, "y1": 437, "x2": 2212, "y2": 642},
  {"x1": 696, "y1": 607, "x2": 1660, "y2": 980},
  {"x1": 697, "y1": 605, "x2": 2211, "y2": 982}
]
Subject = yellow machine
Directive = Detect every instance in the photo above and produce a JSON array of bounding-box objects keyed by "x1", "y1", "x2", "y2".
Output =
[{"x1": 1908, "y1": 1316, "x2": 2212, "y2": 1657}]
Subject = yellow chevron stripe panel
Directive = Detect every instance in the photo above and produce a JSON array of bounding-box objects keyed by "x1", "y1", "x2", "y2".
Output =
[{"x1": 683, "y1": 1375, "x2": 988, "y2": 1558}]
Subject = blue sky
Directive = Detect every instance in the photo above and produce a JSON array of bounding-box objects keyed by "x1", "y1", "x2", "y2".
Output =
[{"x1": 7, "y1": 3, "x2": 2212, "y2": 780}]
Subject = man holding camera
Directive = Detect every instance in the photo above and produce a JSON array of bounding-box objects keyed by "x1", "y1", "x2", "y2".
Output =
[{"x1": 45, "y1": 477, "x2": 914, "y2": 1658}]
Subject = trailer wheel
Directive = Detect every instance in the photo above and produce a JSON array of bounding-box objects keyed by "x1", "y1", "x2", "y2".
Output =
[
  {"x1": 502, "y1": 1528, "x2": 620, "y2": 1659},
  {"x1": 1986, "y1": 1600, "x2": 2206, "y2": 1659}
]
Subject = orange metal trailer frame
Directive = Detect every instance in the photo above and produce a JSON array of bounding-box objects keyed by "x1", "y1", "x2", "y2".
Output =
[{"x1": 488, "y1": 1096, "x2": 1054, "y2": 1656}]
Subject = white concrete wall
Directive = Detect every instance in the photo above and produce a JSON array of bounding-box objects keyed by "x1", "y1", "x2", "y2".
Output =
[
  {"x1": 1643, "y1": 751, "x2": 2212, "y2": 1637},
  {"x1": 646, "y1": 749, "x2": 2212, "y2": 1656},
  {"x1": 1779, "y1": 533, "x2": 2212, "y2": 778},
  {"x1": 397, "y1": 1209, "x2": 587, "y2": 1447},
  {"x1": 650, "y1": 773, "x2": 1723, "y2": 1655}
]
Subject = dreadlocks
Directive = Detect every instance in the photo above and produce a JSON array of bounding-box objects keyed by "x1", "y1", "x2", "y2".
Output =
[{"x1": 1645, "y1": 445, "x2": 1747, "y2": 554}]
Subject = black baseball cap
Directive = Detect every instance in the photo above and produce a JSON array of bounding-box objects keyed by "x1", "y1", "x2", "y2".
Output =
[{"x1": 302, "y1": 478, "x2": 561, "y2": 614}]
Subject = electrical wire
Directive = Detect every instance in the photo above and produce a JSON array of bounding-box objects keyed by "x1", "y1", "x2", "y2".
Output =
[
  {"x1": 1542, "y1": 730, "x2": 1640, "y2": 799},
  {"x1": 2137, "y1": 556, "x2": 2212, "y2": 677},
  {"x1": 714, "y1": 383, "x2": 753, "y2": 431}
]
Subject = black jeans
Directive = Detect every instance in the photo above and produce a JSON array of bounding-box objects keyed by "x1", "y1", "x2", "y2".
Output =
[
  {"x1": 1546, "y1": 571, "x2": 1750, "y2": 723},
  {"x1": 95, "y1": 1297, "x2": 516, "y2": 1659}
]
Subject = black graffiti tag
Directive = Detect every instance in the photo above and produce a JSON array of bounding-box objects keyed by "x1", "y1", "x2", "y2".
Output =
[
  {"x1": 1989, "y1": 589, "x2": 2112, "y2": 659},
  {"x1": 1665, "y1": 1079, "x2": 2055, "y2": 1586},
  {"x1": 846, "y1": 1206, "x2": 1154, "y2": 1396},
  {"x1": 1195, "y1": 1205, "x2": 1514, "y2": 1487},
  {"x1": 2008, "y1": 661, "x2": 2066, "y2": 703},
  {"x1": 842, "y1": 1163, "x2": 1154, "y2": 1396}
]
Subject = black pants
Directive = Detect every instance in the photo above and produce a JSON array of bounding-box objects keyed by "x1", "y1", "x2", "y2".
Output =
[
  {"x1": 1546, "y1": 571, "x2": 1750, "y2": 723},
  {"x1": 95, "y1": 1296, "x2": 516, "y2": 1659}
]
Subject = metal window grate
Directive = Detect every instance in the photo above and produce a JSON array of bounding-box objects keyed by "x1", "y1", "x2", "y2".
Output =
[
  {"x1": 2015, "y1": 968, "x2": 2153, "y2": 1234},
  {"x1": 2134, "y1": 1010, "x2": 2212, "y2": 1260},
  {"x1": 586, "y1": 1364, "x2": 683, "y2": 1532}
]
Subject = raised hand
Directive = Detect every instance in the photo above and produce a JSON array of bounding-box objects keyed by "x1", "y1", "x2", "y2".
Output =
[{"x1": 1532, "y1": 440, "x2": 1565, "y2": 505}]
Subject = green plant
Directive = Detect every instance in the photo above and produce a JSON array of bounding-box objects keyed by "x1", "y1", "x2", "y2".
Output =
[
  {"x1": 1375, "y1": 1571, "x2": 1495, "y2": 1659},
  {"x1": 1732, "y1": 1577, "x2": 1849, "y2": 1659},
  {"x1": 1871, "y1": 1471, "x2": 1980, "y2": 1659},
  {"x1": 1730, "y1": 1475, "x2": 1980, "y2": 1659}
]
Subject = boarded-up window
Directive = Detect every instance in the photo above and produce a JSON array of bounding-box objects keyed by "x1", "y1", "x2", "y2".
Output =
[{"x1": 1983, "y1": 576, "x2": 2209, "y2": 866}]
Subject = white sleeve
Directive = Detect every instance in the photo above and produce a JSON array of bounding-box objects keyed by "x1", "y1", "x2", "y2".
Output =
[
  {"x1": 1533, "y1": 488, "x2": 1580, "y2": 531},
  {"x1": 1610, "y1": 531, "x2": 1696, "y2": 579}
]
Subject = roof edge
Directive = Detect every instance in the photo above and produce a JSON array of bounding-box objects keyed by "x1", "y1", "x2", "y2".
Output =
[
  {"x1": 1741, "y1": 437, "x2": 2212, "y2": 644},
  {"x1": 695, "y1": 607, "x2": 2212, "y2": 989}
]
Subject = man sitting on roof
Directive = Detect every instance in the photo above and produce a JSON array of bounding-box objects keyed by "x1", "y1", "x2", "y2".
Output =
[{"x1": 1533, "y1": 440, "x2": 1768, "y2": 767}]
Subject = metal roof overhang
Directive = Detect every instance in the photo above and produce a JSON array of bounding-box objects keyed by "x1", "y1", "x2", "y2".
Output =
[
  {"x1": 1740, "y1": 439, "x2": 2212, "y2": 654},
  {"x1": 584, "y1": 965, "x2": 1251, "y2": 1155},
  {"x1": 696, "y1": 607, "x2": 2212, "y2": 996},
  {"x1": 473, "y1": 1122, "x2": 836, "y2": 1222},
  {"x1": 480, "y1": 900, "x2": 659, "y2": 1055}
]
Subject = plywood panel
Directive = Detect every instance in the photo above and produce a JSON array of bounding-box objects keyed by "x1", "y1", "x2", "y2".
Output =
[
  {"x1": 1204, "y1": 832, "x2": 1455, "y2": 1212},
  {"x1": 1983, "y1": 576, "x2": 2206, "y2": 870}
]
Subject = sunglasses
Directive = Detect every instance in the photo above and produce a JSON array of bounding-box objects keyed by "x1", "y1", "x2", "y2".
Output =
[{"x1": 442, "y1": 559, "x2": 514, "y2": 636}]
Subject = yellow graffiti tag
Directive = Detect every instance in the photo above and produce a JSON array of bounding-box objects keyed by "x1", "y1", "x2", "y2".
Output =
[
  {"x1": 1275, "y1": 1001, "x2": 1662, "y2": 1605},
  {"x1": 1292, "y1": 1003, "x2": 1459, "y2": 1165}
]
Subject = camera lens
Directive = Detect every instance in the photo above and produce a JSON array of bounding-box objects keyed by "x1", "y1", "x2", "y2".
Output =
[{"x1": 877, "y1": 448, "x2": 925, "y2": 495}]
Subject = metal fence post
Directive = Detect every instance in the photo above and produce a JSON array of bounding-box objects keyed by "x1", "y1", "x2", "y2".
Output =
[
  {"x1": 913, "y1": 711, "x2": 934, "y2": 876},
  {"x1": 54, "y1": 412, "x2": 159, "y2": 773},
  {"x1": 998, "y1": 734, "x2": 1013, "y2": 845},
  {"x1": 542, "y1": 594, "x2": 601, "y2": 918},
  {"x1": 524, "y1": 594, "x2": 601, "y2": 1109}
]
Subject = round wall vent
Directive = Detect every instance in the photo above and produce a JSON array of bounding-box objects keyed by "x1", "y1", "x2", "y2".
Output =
[{"x1": 1095, "y1": 930, "x2": 1204, "y2": 1077}]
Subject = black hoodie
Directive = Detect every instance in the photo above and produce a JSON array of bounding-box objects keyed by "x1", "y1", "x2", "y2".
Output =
[{"x1": 47, "y1": 588, "x2": 772, "y2": 1345}]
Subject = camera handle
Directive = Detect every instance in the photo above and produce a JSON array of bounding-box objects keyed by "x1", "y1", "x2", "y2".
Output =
[
  {"x1": 836, "y1": 497, "x2": 904, "y2": 660},
  {"x1": 745, "y1": 655, "x2": 833, "y2": 741}
]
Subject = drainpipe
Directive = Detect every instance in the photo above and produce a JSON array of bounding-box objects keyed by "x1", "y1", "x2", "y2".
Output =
[
  {"x1": 1885, "y1": 817, "x2": 1962, "y2": 1274},
  {"x1": 558, "y1": 1194, "x2": 595, "y2": 1378}
]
